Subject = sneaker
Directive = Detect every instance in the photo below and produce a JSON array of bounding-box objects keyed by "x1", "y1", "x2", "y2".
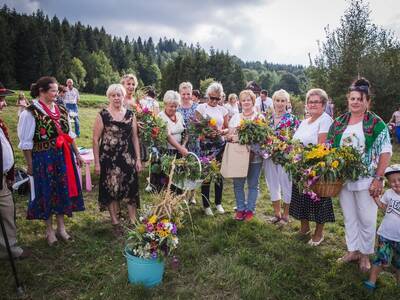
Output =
[
  {"x1": 235, "y1": 211, "x2": 246, "y2": 221},
  {"x1": 215, "y1": 205, "x2": 225, "y2": 214},
  {"x1": 244, "y1": 211, "x2": 254, "y2": 221},
  {"x1": 363, "y1": 280, "x2": 376, "y2": 291},
  {"x1": 204, "y1": 207, "x2": 214, "y2": 216}
]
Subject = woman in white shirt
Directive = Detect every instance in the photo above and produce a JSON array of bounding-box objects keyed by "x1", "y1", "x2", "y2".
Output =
[
  {"x1": 18, "y1": 76, "x2": 84, "y2": 246},
  {"x1": 195, "y1": 82, "x2": 229, "y2": 216},
  {"x1": 158, "y1": 91, "x2": 188, "y2": 157},
  {"x1": 140, "y1": 87, "x2": 160, "y2": 115},
  {"x1": 327, "y1": 78, "x2": 391, "y2": 272},
  {"x1": 290, "y1": 88, "x2": 334, "y2": 246},
  {"x1": 224, "y1": 93, "x2": 239, "y2": 121}
]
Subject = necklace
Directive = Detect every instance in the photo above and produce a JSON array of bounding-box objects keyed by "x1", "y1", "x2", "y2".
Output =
[{"x1": 242, "y1": 111, "x2": 254, "y2": 118}]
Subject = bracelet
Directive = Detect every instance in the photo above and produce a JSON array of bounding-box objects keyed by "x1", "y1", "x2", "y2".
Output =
[{"x1": 373, "y1": 175, "x2": 384, "y2": 181}]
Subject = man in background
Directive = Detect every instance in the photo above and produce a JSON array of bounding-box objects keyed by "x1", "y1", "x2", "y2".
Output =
[
  {"x1": 64, "y1": 78, "x2": 80, "y2": 137},
  {"x1": 255, "y1": 89, "x2": 274, "y2": 114}
]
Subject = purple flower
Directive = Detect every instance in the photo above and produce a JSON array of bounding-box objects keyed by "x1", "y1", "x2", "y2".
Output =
[
  {"x1": 146, "y1": 223, "x2": 154, "y2": 232},
  {"x1": 151, "y1": 252, "x2": 158, "y2": 259},
  {"x1": 171, "y1": 224, "x2": 177, "y2": 235}
]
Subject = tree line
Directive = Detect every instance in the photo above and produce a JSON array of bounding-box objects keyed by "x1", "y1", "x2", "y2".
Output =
[{"x1": 0, "y1": 5, "x2": 305, "y2": 97}]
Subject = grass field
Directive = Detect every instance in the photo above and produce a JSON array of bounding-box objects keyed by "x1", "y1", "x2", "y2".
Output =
[{"x1": 0, "y1": 101, "x2": 399, "y2": 299}]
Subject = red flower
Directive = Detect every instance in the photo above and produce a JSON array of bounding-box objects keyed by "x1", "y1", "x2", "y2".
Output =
[
  {"x1": 40, "y1": 127, "x2": 47, "y2": 135},
  {"x1": 151, "y1": 127, "x2": 160, "y2": 138}
]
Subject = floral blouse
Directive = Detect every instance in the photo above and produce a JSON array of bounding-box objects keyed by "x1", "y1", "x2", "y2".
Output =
[{"x1": 269, "y1": 112, "x2": 300, "y2": 137}]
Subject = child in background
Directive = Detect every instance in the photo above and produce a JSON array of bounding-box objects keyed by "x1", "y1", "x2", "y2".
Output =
[
  {"x1": 16, "y1": 92, "x2": 29, "y2": 116},
  {"x1": 364, "y1": 165, "x2": 400, "y2": 290}
]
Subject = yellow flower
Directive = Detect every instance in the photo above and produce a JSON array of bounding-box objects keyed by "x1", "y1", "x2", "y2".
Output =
[
  {"x1": 310, "y1": 170, "x2": 317, "y2": 177},
  {"x1": 209, "y1": 118, "x2": 217, "y2": 127},
  {"x1": 255, "y1": 118, "x2": 262, "y2": 125},
  {"x1": 278, "y1": 143, "x2": 287, "y2": 151},
  {"x1": 137, "y1": 225, "x2": 146, "y2": 234},
  {"x1": 331, "y1": 160, "x2": 339, "y2": 168},
  {"x1": 317, "y1": 162, "x2": 326, "y2": 168},
  {"x1": 148, "y1": 215, "x2": 158, "y2": 224}
]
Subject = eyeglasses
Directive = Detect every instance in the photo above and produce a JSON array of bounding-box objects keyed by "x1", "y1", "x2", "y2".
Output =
[
  {"x1": 209, "y1": 96, "x2": 221, "y2": 101},
  {"x1": 307, "y1": 100, "x2": 323, "y2": 105}
]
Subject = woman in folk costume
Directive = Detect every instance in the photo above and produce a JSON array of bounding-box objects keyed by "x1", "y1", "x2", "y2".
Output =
[
  {"x1": 18, "y1": 76, "x2": 84, "y2": 246},
  {"x1": 327, "y1": 78, "x2": 392, "y2": 272}
]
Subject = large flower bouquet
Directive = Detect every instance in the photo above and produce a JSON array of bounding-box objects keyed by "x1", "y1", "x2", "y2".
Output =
[
  {"x1": 262, "y1": 129, "x2": 303, "y2": 165},
  {"x1": 126, "y1": 166, "x2": 186, "y2": 261},
  {"x1": 286, "y1": 144, "x2": 368, "y2": 200},
  {"x1": 127, "y1": 209, "x2": 179, "y2": 259},
  {"x1": 199, "y1": 155, "x2": 222, "y2": 183},
  {"x1": 237, "y1": 117, "x2": 272, "y2": 145},
  {"x1": 135, "y1": 107, "x2": 168, "y2": 149},
  {"x1": 161, "y1": 154, "x2": 202, "y2": 185},
  {"x1": 188, "y1": 116, "x2": 219, "y2": 142}
]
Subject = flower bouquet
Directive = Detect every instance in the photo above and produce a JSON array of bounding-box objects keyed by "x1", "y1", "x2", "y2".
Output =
[
  {"x1": 286, "y1": 144, "x2": 368, "y2": 200},
  {"x1": 188, "y1": 116, "x2": 219, "y2": 142},
  {"x1": 237, "y1": 117, "x2": 272, "y2": 145},
  {"x1": 199, "y1": 155, "x2": 222, "y2": 183},
  {"x1": 125, "y1": 165, "x2": 186, "y2": 287},
  {"x1": 135, "y1": 107, "x2": 168, "y2": 150},
  {"x1": 160, "y1": 153, "x2": 203, "y2": 190}
]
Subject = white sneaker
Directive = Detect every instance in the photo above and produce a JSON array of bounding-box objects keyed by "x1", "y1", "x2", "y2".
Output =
[
  {"x1": 216, "y1": 205, "x2": 225, "y2": 214},
  {"x1": 204, "y1": 207, "x2": 214, "y2": 216},
  {"x1": 189, "y1": 197, "x2": 196, "y2": 205}
]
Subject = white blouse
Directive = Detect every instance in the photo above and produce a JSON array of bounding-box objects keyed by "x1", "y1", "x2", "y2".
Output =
[
  {"x1": 340, "y1": 121, "x2": 392, "y2": 191},
  {"x1": 293, "y1": 112, "x2": 333, "y2": 146},
  {"x1": 196, "y1": 103, "x2": 228, "y2": 130},
  {"x1": 158, "y1": 111, "x2": 185, "y2": 150},
  {"x1": 18, "y1": 100, "x2": 75, "y2": 150}
]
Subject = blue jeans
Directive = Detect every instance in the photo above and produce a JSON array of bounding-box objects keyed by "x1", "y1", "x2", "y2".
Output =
[
  {"x1": 65, "y1": 103, "x2": 80, "y2": 137},
  {"x1": 396, "y1": 126, "x2": 400, "y2": 144},
  {"x1": 232, "y1": 162, "x2": 263, "y2": 212}
]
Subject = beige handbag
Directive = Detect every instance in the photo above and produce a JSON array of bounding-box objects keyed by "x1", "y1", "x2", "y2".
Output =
[{"x1": 220, "y1": 142, "x2": 250, "y2": 178}]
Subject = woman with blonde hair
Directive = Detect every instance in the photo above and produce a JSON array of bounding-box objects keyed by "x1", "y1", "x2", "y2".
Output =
[
  {"x1": 229, "y1": 90, "x2": 264, "y2": 221},
  {"x1": 264, "y1": 89, "x2": 299, "y2": 225},
  {"x1": 224, "y1": 93, "x2": 239, "y2": 121},
  {"x1": 93, "y1": 83, "x2": 142, "y2": 237},
  {"x1": 120, "y1": 74, "x2": 140, "y2": 111}
]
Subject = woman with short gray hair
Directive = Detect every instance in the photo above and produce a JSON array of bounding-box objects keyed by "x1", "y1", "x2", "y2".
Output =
[{"x1": 195, "y1": 82, "x2": 229, "y2": 216}]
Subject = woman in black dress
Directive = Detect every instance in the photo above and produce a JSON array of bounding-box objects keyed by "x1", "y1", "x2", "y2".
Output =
[{"x1": 93, "y1": 84, "x2": 143, "y2": 236}]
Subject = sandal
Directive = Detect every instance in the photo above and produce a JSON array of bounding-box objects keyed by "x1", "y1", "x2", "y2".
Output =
[
  {"x1": 46, "y1": 231, "x2": 58, "y2": 246},
  {"x1": 359, "y1": 256, "x2": 371, "y2": 272},
  {"x1": 337, "y1": 252, "x2": 360, "y2": 263},
  {"x1": 56, "y1": 230, "x2": 73, "y2": 242},
  {"x1": 308, "y1": 236, "x2": 324, "y2": 246},
  {"x1": 278, "y1": 216, "x2": 289, "y2": 225},
  {"x1": 269, "y1": 216, "x2": 281, "y2": 224}
]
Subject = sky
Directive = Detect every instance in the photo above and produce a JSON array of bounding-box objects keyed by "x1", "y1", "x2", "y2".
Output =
[{"x1": 3, "y1": 0, "x2": 400, "y2": 65}]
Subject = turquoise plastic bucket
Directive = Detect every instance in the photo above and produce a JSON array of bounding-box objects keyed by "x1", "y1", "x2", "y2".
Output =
[{"x1": 124, "y1": 248, "x2": 165, "y2": 287}]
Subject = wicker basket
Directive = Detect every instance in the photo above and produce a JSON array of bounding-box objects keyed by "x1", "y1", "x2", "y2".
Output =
[{"x1": 311, "y1": 180, "x2": 344, "y2": 197}]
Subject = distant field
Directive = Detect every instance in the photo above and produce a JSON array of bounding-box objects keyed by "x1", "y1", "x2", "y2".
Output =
[{"x1": 5, "y1": 91, "x2": 108, "y2": 108}]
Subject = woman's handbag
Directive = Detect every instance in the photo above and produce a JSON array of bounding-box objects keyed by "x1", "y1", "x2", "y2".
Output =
[{"x1": 220, "y1": 142, "x2": 250, "y2": 178}]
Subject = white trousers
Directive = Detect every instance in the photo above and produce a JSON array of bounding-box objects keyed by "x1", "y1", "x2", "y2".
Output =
[
  {"x1": 339, "y1": 185, "x2": 378, "y2": 255},
  {"x1": 263, "y1": 159, "x2": 292, "y2": 204}
]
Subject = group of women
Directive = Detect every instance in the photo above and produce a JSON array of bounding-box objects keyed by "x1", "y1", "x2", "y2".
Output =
[{"x1": 17, "y1": 74, "x2": 392, "y2": 274}]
